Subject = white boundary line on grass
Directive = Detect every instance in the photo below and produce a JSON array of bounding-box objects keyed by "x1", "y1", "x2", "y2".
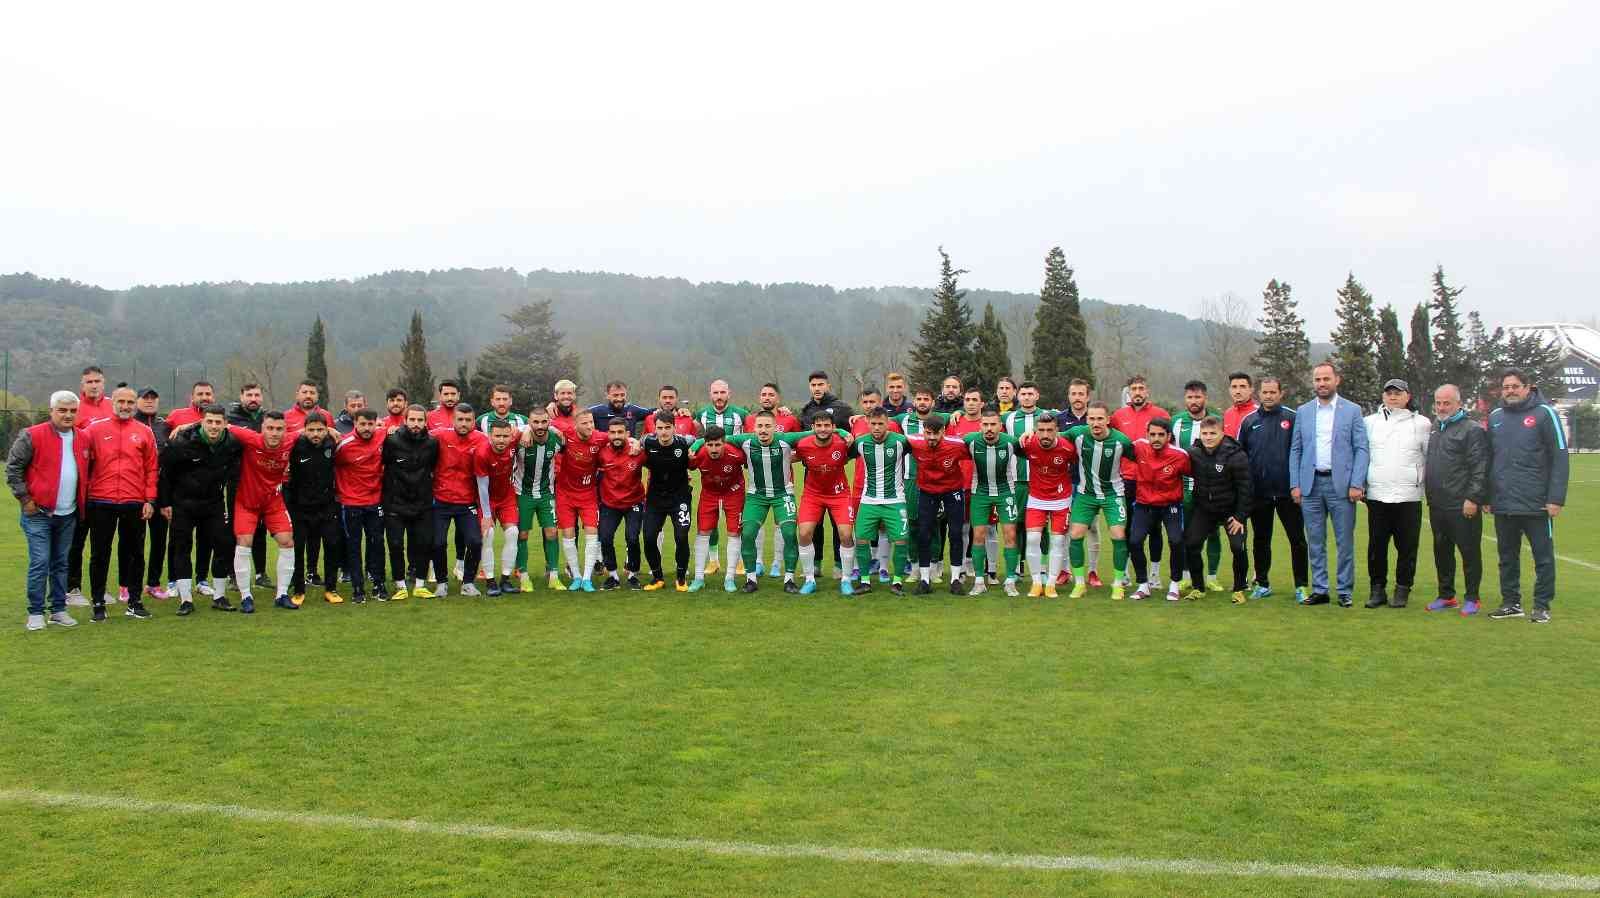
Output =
[
  {"x1": 1480, "y1": 533, "x2": 1600, "y2": 572},
  {"x1": 4, "y1": 788, "x2": 1599, "y2": 893}
]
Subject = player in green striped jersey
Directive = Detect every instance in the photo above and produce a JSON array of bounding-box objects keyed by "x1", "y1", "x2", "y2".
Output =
[
  {"x1": 889, "y1": 387, "x2": 949, "y2": 581},
  {"x1": 1064, "y1": 401, "x2": 1135, "y2": 599},
  {"x1": 963, "y1": 408, "x2": 1021, "y2": 595},
  {"x1": 1002, "y1": 381, "x2": 1057, "y2": 581},
  {"x1": 515, "y1": 408, "x2": 565, "y2": 590},
  {"x1": 849, "y1": 408, "x2": 912, "y2": 596},
  {"x1": 476, "y1": 385, "x2": 531, "y2": 586},
  {"x1": 691, "y1": 379, "x2": 749, "y2": 574},
  {"x1": 715, "y1": 410, "x2": 811, "y2": 593},
  {"x1": 1169, "y1": 380, "x2": 1224, "y2": 591}
]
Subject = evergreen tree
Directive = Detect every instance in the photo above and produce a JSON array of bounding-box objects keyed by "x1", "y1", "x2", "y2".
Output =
[
  {"x1": 455, "y1": 359, "x2": 472, "y2": 405},
  {"x1": 1251, "y1": 279, "x2": 1311, "y2": 404},
  {"x1": 908, "y1": 247, "x2": 976, "y2": 391},
  {"x1": 398, "y1": 310, "x2": 435, "y2": 407},
  {"x1": 971, "y1": 302, "x2": 1012, "y2": 399},
  {"x1": 466, "y1": 299, "x2": 581, "y2": 413},
  {"x1": 1375, "y1": 304, "x2": 1406, "y2": 386},
  {"x1": 1464, "y1": 311, "x2": 1500, "y2": 404},
  {"x1": 1405, "y1": 303, "x2": 1433, "y2": 398},
  {"x1": 304, "y1": 316, "x2": 329, "y2": 404},
  {"x1": 1429, "y1": 266, "x2": 1474, "y2": 396},
  {"x1": 1024, "y1": 246, "x2": 1094, "y2": 399},
  {"x1": 1492, "y1": 327, "x2": 1566, "y2": 400},
  {"x1": 1329, "y1": 273, "x2": 1381, "y2": 409}
]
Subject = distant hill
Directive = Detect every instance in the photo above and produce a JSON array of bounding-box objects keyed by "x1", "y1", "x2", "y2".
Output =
[{"x1": 0, "y1": 268, "x2": 1328, "y2": 410}]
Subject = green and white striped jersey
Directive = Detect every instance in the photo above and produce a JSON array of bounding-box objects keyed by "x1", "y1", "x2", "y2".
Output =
[
  {"x1": 519, "y1": 430, "x2": 565, "y2": 499},
  {"x1": 1064, "y1": 425, "x2": 1135, "y2": 499},
  {"x1": 725, "y1": 431, "x2": 809, "y2": 497},
  {"x1": 850, "y1": 432, "x2": 911, "y2": 504},
  {"x1": 1001, "y1": 407, "x2": 1057, "y2": 481},
  {"x1": 962, "y1": 432, "x2": 1020, "y2": 497},
  {"x1": 478, "y1": 411, "x2": 530, "y2": 490},
  {"x1": 893, "y1": 411, "x2": 949, "y2": 479},
  {"x1": 694, "y1": 403, "x2": 749, "y2": 435},
  {"x1": 1168, "y1": 409, "x2": 1216, "y2": 498}
]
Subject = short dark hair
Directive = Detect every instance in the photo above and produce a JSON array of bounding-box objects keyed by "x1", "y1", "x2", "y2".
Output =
[
  {"x1": 604, "y1": 380, "x2": 627, "y2": 392},
  {"x1": 490, "y1": 384, "x2": 512, "y2": 398},
  {"x1": 82, "y1": 365, "x2": 104, "y2": 376},
  {"x1": 438, "y1": 379, "x2": 460, "y2": 391},
  {"x1": 923, "y1": 414, "x2": 946, "y2": 432},
  {"x1": 1228, "y1": 371, "x2": 1253, "y2": 386},
  {"x1": 1037, "y1": 412, "x2": 1058, "y2": 426},
  {"x1": 1184, "y1": 380, "x2": 1208, "y2": 394},
  {"x1": 808, "y1": 370, "x2": 829, "y2": 383},
  {"x1": 386, "y1": 388, "x2": 408, "y2": 401},
  {"x1": 191, "y1": 380, "x2": 213, "y2": 392},
  {"x1": 913, "y1": 385, "x2": 935, "y2": 398},
  {"x1": 1149, "y1": 417, "x2": 1172, "y2": 434},
  {"x1": 998, "y1": 376, "x2": 1017, "y2": 389},
  {"x1": 1018, "y1": 380, "x2": 1039, "y2": 391},
  {"x1": 981, "y1": 405, "x2": 1001, "y2": 418},
  {"x1": 859, "y1": 387, "x2": 881, "y2": 400},
  {"x1": 240, "y1": 382, "x2": 261, "y2": 393},
  {"x1": 811, "y1": 410, "x2": 835, "y2": 425},
  {"x1": 354, "y1": 408, "x2": 378, "y2": 422},
  {"x1": 963, "y1": 388, "x2": 982, "y2": 399},
  {"x1": 1313, "y1": 361, "x2": 1338, "y2": 376},
  {"x1": 453, "y1": 403, "x2": 475, "y2": 416},
  {"x1": 703, "y1": 425, "x2": 727, "y2": 441},
  {"x1": 752, "y1": 409, "x2": 776, "y2": 422},
  {"x1": 299, "y1": 380, "x2": 319, "y2": 390},
  {"x1": 1199, "y1": 415, "x2": 1224, "y2": 430},
  {"x1": 1259, "y1": 377, "x2": 1283, "y2": 390},
  {"x1": 202, "y1": 403, "x2": 227, "y2": 418},
  {"x1": 264, "y1": 410, "x2": 286, "y2": 422},
  {"x1": 1500, "y1": 367, "x2": 1529, "y2": 385},
  {"x1": 1069, "y1": 378, "x2": 1092, "y2": 390},
  {"x1": 866, "y1": 407, "x2": 888, "y2": 419},
  {"x1": 406, "y1": 403, "x2": 428, "y2": 416},
  {"x1": 489, "y1": 419, "x2": 513, "y2": 432},
  {"x1": 304, "y1": 412, "x2": 329, "y2": 427},
  {"x1": 658, "y1": 384, "x2": 678, "y2": 396},
  {"x1": 761, "y1": 382, "x2": 781, "y2": 394},
  {"x1": 1087, "y1": 400, "x2": 1110, "y2": 414},
  {"x1": 1126, "y1": 374, "x2": 1148, "y2": 387}
]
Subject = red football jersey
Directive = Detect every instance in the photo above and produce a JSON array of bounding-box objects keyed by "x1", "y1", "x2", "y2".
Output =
[
  {"x1": 598, "y1": 442, "x2": 646, "y2": 508},
  {"x1": 228, "y1": 425, "x2": 294, "y2": 509},
  {"x1": 904, "y1": 434, "x2": 969, "y2": 493},
  {"x1": 793, "y1": 434, "x2": 853, "y2": 497},
  {"x1": 333, "y1": 427, "x2": 387, "y2": 506},
  {"x1": 691, "y1": 443, "x2": 746, "y2": 494},
  {"x1": 1109, "y1": 403, "x2": 1170, "y2": 441},
  {"x1": 746, "y1": 410, "x2": 802, "y2": 433},
  {"x1": 946, "y1": 415, "x2": 980, "y2": 483},
  {"x1": 1019, "y1": 434, "x2": 1079, "y2": 501},
  {"x1": 556, "y1": 429, "x2": 606, "y2": 494},
  {"x1": 426, "y1": 404, "x2": 460, "y2": 432},
  {"x1": 1121, "y1": 439, "x2": 1191, "y2": 506},
  {"x1": 642, "y1": 410, "x2": 699, "y2": 438},
  {"x1": 474, "y1": 440, "x2": 518, "y2": 506},
  {"x1": 380, "y1": 413, "x2": 408, "y2": 430},
  {"x1": 431, "y1": 426, "x2": 489, "y2": 505},
  {"x1": 165, "y1": 405, "x2": 207, "y2": 428}
]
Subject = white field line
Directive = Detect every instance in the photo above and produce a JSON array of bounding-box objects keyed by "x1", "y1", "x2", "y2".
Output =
[
  {"x1": 3, "y1": 789, "x2": 1598, "y2": 893},
  {"x1": 1413, "y1": 516, "x2": 1600, "y2": 573}
]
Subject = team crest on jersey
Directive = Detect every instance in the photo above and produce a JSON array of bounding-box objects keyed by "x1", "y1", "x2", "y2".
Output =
[
  {"x1": 1054, "y1": 456, "x2": 1065, "y2": 465},
  {"x1": 1162, "y1": 465, "x2": 1172, "y2": 475},
  {"x1": 674, "y1": 448, "x2": 682, "y2": 457},
  {"x1": 1523, "y1": 416, "x2": 1536, "y2": 428},
  {"x1": 324, "y1": 448, "x2": 333, "y2": 459},
  {"x1": 1281, "y1": 420, "x2": 1291, "y2": 430},
  {"x1": 831, "y1": 450, "x2": 841, "y2": 461},
  {"x1": 1215, "y1": 463, "x2": 1224, "y2": 472}
]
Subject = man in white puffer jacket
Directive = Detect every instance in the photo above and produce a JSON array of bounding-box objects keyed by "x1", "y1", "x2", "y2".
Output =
[{"x1": 1363, "y1": 378, "x2": 1432, "y2": 608}]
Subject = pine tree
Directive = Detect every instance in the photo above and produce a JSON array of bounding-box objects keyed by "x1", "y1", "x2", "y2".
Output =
[
  {"x1": 1329, "y1": 273, "x2": 1381, "y2": 409},
  {"x1": 1492, "y1": 327, "x2": 1566, "y2": 400},
  {"x1": 1429, "y1": 266, "x2": 1474, "y2": 397},
  {"x1": 1375, "y1": 304, "x2": 1406, "y2": 386},
  {"x1": 304, "y1": 316, "x2": 329, "y2": 404},
  {"x1": 1251, "y1": 279, "x2": 1311, "y2": 404},
  {"x1": 1024, "y1": 246, "x2": 1093, "y2": 400},
  {"x1": 466, "y1": 299, "x2": 581, "y2": 413},
  {"x1": 1464, "y1": 311, "x2": 1499, "y2": 405},
  {"x1": 971, "y1": 302, "x2": 1012, "y2": 400},
  {"x1": 398, "y1": 310, "x2": 435, "y2": 407},
  {"x1": 1405, "y1": 303, "x2": 1433, "y2": 398},
  {"x1": 908, "y1": 246, "x2": 976, "y2": 391}
]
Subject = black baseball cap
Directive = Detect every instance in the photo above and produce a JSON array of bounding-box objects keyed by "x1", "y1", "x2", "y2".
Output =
[{"x1": 138, "y1": 386, "x2": 160, "y2": 398}]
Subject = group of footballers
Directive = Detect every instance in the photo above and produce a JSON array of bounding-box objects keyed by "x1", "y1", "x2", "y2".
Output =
[{"x1": 36, "y1": 361, "x2": 1283, "y2": 626}]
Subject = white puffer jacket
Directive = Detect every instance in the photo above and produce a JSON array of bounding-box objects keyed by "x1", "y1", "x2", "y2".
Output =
[{"x1": 1363, "y1": 407, "x2": 1431, "y2": 503}]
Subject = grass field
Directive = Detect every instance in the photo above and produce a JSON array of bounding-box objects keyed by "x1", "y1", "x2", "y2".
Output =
[{"x1": 3, "y1": 458, "x2": 1598, "y2": 896}]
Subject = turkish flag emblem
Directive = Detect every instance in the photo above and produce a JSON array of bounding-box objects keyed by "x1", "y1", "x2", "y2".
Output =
[
  {"x1": 1523, "y1": 416, "x2": 1536, "y2": 428},
  {"x1": 1281, "y1": 420, "x2": 1291, "y2": 430}
]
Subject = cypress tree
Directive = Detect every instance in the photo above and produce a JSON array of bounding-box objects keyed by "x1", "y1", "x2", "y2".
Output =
[
  {"x1": 1025, "y1": 246, "x2": 1094, "y2": 399},
  {"x1": 1375, "y1": 304, "x2": 1406, "y2": 387},
  {"x1": 305, "y1": 316, "x2": 330, "y2": 403},
  {"x1": 398, "y1": 310, "x2": 435, "y2": 407},
  {"x1": 971, "y1": 302, "x2": 1012, "y2": 399},
  {"x1": 1429, "y1": 266, "x2": 1473, "y2": 396},
  {"x1": 467, "y1": 300, "x2": 581, "y2": 412},
  {"x1": 1405, "y1": 303, "x2": 1433, "y2": 399},
  {"x1": 908, "y1": 247, "x2": 976, "y2": 391},
  {"x1": 1251, "y1": 279, "x2": 1311, "y2": 404},
  {"x1": 1330, "y1": 273, "x2": 1381, "y2": 409}
]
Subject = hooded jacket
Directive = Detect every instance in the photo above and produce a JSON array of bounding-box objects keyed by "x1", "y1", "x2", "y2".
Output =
[
  {"x1": 1425, "y1": 410, "x2": 1489, "y2": 509},
  {"x1": 1363, "y1": 406, "x2": 1431, "y2": 503},
  {"x1": 1185, "y1": 435, "x2": 1252, "y2": 520},
  {"x1": 225, "y1": 401, "x2": 265, "y2": 431},
  {"x1": 381, "y1": 426, "x2": 439, "y2": 517},
  {"x1": 798, "y1": 392, "x2": 854, "y2": 429},
  {"x1": 1487, "y1": 387, "x2": 1569, "y2": 514}
]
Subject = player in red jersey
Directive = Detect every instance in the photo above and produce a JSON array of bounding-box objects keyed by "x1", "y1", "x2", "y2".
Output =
[
  {"x1": 1109, "y1": 374, "x2": 1170, "y2": 583},
  {"x1": 596, "y1": 419, "x2": 647, "y2": 590},
  {"x1": 332, "y1": 407, "x2": 388, "y2": 603},
  {"x1": 903, "y1": 414, "x2": 972, "y2": 593},
  {"x1": 1017, "y1": 413, "x2": 1079, "y2": 597},
  {"x1": 1121, "y1": 418, "x2": 1192, "y2": 601},
  {"x1": 553, "y1": 408, "x2": 606, "y2": 590},
  {"x1": 163, "y1": 381, "x2": 215, "y2": 429},
  {"x1": 430, "y1": 404, "x2": 490, "y2": 596},
  {"x1": 474, "y1": 419, "x2": 522, "y2": 595},
  {"x1": 686, "y1": 425, "x2": 746, "y2": 591},
  {"x1": 641, "y1": 384, "x2": 698, "y2": 437},
  {"x1": 283, "y1": 381, "x2": 329, "y2": 439},
  {"x1": 425, "y1": 380, "x2": 463, "y2": 431},
  {"x1": 222, "y1": 411, "x2": 298, "y2": 613},
  {"x1": 379, "y1": 388, "x2": 410, "y2": 430},
  {"x1": 791, "y1": 412, "x2": 858, "y2": 595}
]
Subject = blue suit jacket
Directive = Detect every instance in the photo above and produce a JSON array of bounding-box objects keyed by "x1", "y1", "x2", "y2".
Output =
[{"x1": 1288, "y1": 396, "x2": 1370, "y2": 495}]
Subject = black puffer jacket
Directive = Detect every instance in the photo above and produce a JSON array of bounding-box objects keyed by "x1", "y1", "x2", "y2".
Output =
[
  {"x1": 798, "y1": 393, "x2": 853, "y2": 429},
  {"x1": 1487, "y1": 387, "x2": 1569, "y2": 514},
  {"x1": 283, "y1": 432, "x2": 338, "y2": 511},
  {"x1": 157, "y1": 426, "x2": 241, "y2": 513},
  {"x1": 381, "y1": 426, "x2": 439, "y2": 516},
  {"x1": 1425, "y1": 411, "x2": 1489, "y2": 508},
  {"x1": 226, "y1": 401, "x2": 264, "y2": 431},
  {"x1": 1186, "y1": 436, "x2": 1252, "y2": 521}
]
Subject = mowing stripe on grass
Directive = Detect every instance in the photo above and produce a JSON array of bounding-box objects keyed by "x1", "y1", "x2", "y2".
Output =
[{"x1": 3, "y1": 788, "x2": 1597, "y2": 892}]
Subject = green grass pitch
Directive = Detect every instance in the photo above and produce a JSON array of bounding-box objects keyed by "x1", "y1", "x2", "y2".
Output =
[{"x1": 3, "y1": 458, "x2": 1597, "y2": 896}]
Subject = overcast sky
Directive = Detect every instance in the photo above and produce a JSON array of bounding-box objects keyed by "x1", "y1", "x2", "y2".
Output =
[{"x1": 3, "y1": 1, "x2": 1595, "y2": 337}]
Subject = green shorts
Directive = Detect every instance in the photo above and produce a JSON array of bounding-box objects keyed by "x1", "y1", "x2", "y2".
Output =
[
  {"x1": 903, "y1": 480, "x2": 920, "y2": 519},
  {"x1": 742, "y1": 492, "x2": 797, "y2": 527},
  {"x1": 855, "y1": 501, "x2": 908, "y2": 543},
  {"x1": 1070, "y1": 494, "x2": 1126, "y2": 527},
  {"x1": 969, "y1": 492, "x2": 1018, "y2": 527},
  {"x1": 519, "y1": 493, "x2": 556, "y2": 530}
]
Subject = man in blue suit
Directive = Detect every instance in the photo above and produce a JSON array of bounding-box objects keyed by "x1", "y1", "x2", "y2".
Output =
[{"x1": 1289, "y1": 362, "x2": 1370, "y2": 606}]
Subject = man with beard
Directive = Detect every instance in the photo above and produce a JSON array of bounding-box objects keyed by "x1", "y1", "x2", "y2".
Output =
[
  {"x1": 1002, "y1": 381, "x2": 1055, "y2": 585},
  {"x1": 426, "y1": 380, "x2": 463, "y2": 431},
  {"x1": 62, "y1": 366, "x2": 114, "y2": 605},
  {"x1": 588, "y1": 381, "x2": 653, "y2": 437},
  {"x1": 548, "y1": 379, "x2": 581, "y2": 440},
  {"x1": 515, "y1": 408, "x2": 566, "y2": 590},
  {"x1": 382, "y1": 405, "x2": 439, "y2": 599},
  {"x1": 641, "y1": 384, "x2": 698, "y2": 437},
  {"x1": 431, "y1": 404, "x2": 490, "y2": 596},
  {"x1": 960, "y1": 408, "x2": 1022, "y2": 596},
  {"x1": 222, "y1": 411, "x2": 299, "y2": 614},
  {"x1": 1109, "y1": 375, "x2": 1168, "y2": 588},
  {"x1": 995, "y1": 377, "x2": 1017, "y2": 415},
  {"x1": 83, "y1": 385, "x2": 158, "y2": 621},
  {"x1": 333, "y1": 406, "x2": 388, "y2": 603},
  {"x1": 1169, "y1": 380, "x2": 1224, "y2": 593},
  {"x1": 555, "y1": 408, "x2": 609, "y2": 590},
  {"x1": 133, "y1": 387, "x2": 173, "y2": 602},
  {"x1": 474, "y1": 419, "x2": 523, "y2": 596},
  {"x1": 639, "y1": 415, "x2": 695, "y2": 591},
  {"x1": 164, "y1": 381, "x2": 215, "y2": 428},
  {"x1": 687, "y1": 426, "x2": 747, "y2": 592},
  {"x1": 1486, "y1": 369, "x2": 1568, "y2": 624},
  {"x1": 931, "y1": 375, "x2": 963, "y2": 415},
  {"x1": 1289, "y1": 362, "x2": 1370, "y2": 608},
  {"x1": 380, "y1": 388, "x2": 409, "y2": 429},
  {"x1": 596, "y1": 419, "x2": 648, "y2": 589},
  {"x1": 1121, "y1": 418, "x2": 1190, "y2": 601},
  {"x1": 158, "y1": 406, "x2": 241, "y2": 615},
  {"x1": 223, "y1": 382, "x2": 269, "y2": 595},
  {"x1": 1237, "y1": 377, "x2": 1309, "y2": 602},
  {"x1": 332, "y1": 390, "x2": 365, "y2": 435},
  {"x1": 284, "y1": 381, "x2": 328, "y2": 439},
  {"x1": 791, "y1": 412, "x2": 857, "y2": 596},
  {"x1": 1064, "y1": 404, "x2": 1136, "y2": 600},
  {"x1": 283, "y1": 411, "x2": 341, "y2": 608},
  {"x1": 1058, "y1": 378, "x2": 1100, "y2": 586},
  {"x1": 750, "y1": 381, "x2": 804, "y2": 576},
  {"x1": 902, "y1": 414, "x2": 970, "y2": 595}
]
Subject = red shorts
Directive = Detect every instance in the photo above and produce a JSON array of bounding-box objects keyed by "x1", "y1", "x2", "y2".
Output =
[
  {"x1": 556, "y1": 492, "x2": 599, "y2": 530},
  {"x1": 487, "y1": 498, "x2": 518, "y2": 527},
  {"x1": 234, "y1": 495, "x2": 291, "y2": 537},
  {"x1": 697, "y1": 492, "x2": 743, "y2": 533},
  {"x1": 1025, "y1": 507, "x2": 1069, "y2": 534},
  {"x1": 799, "y1": 490, "x2": 855, "y2": 526}
]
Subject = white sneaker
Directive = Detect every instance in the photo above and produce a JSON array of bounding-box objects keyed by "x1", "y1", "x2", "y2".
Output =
[
  {"x1": 25, "y1": 613, "x2": 45, "y2": 631},
  {"x1": 1166, "y1": 583, "x2": 1182, "y2": 602},
  {"x1": 970, "y1": 577, "x2": 988, "y2": 595},
  {"x1": 1003, "y1": 579, "x2": 1020, "y2": 597},
  {"x1": 65, "y1": 589, "x2": 89, "y2": 607},
  {"x1": 459, "y1": 583, "x2": 482, "y2": 597},
  {"x1": 103, "y1": 593, "x2": 119, "y2": 606},
  {"x1": 1134, "y1": 584, "x2": 1152, "y2": 601},
  {"x1": 197, "y1": 582, "x2": 216, "y2": 598},
  {"x1": 48, "y1": 611, "x2": 78, "y2": 627}
]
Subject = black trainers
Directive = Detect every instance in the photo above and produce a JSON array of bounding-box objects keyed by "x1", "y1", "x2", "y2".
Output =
[
  {"x1": 351, "y1": 592, "x2": 367, "y2": 605},
  {"x1": 1337, "y1": 594, "x2": 1354, "y2": 608},
  {"x1": 1365, "y1": 587, "x2": 1389, "y2": 609},
  {"x1": 91, "y1": 603, "x2": 107, "y2": 623},
  {"x1": 741, "y1": 579, "x2": 759, "y2": 594},
  {"x1": 500, "y1": 575, "x2": 519, "y2": 595},
  {"x1": 486, "y1": 578, "x2": 502, "y2": 597},
  {"x1": 177, "y1": 600, "x2": 195, "y2": 616},
  {"x1": 1303, "y1": 593, "x2": 1330, "y2": 606},
  {"x1": 914, "y1": 580, "x2": 932, "y2": 596},
  {"x1": 949, "y1": 577, "x2": 965, "y2": 596},
  {"x1": 307, "y1": 573, "x2": 323, "y2": 587},
  {"x1": 254, "y1": 573, "x2": 273, "y2": 590},
  {"x1": 854, "y1": 579, "x2": 873, "y2": 595},
  {"x1": 1489, "y1": 603, "x2": 1524, "y2": 620},
  {"x1": 1530, "y1": 608, "x2": 1551, "y2": 624},
  {"x1": 626, "y1": 574, "x2": 642, "y2": 590},
  {"x1": 125, "y1": 602, "x2": 152, "y2": 620},
  {"x1": 211, "y1": 596, "x2": 237, "y2": 612},
  {"x1": 889, "y1": 581, "x2": 905, "y2": 597},
  {"x1": 782, "y1": 579, "x2": 799, "y2": 594},
  {"x1": 602, "y1": 576, "x2": 621, "y2": 591},
  {"x1": 373, "y1": 588, "x2": 390, "y2": 603}
]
